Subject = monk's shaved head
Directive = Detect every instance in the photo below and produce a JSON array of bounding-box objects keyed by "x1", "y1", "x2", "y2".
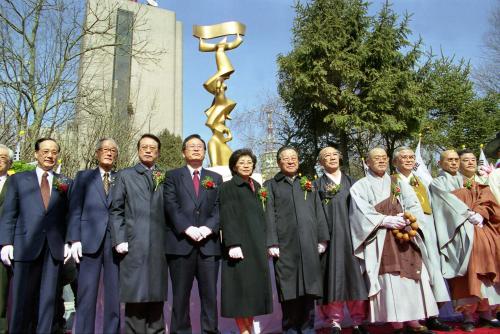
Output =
[
  {"x1": 367, "y1": 147, "x2": 387, "y2": 161},
  {"x1": 366, "y1": 147, "x2": 388, "y2": 177},
  {"x1": 440, "y1": 149, "x2": 458, "y2": 161},
  {"x1": 439, "y1": 150, "x2": 460, "y2": 175}
]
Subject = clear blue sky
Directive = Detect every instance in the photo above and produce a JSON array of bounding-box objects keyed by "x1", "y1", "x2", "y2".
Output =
[{"x1": 157, "y1": 0, "x2": 496, "y2": 143}]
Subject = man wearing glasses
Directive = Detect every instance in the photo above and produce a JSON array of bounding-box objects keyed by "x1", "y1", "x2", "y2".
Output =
[
  {"x1": 67, "y1": 138, "x2": 121, "y2": 333},
  {"x1": 392, "y1": 147, "x2": 451, "y2": 332},
  {"x1": 164, "y1": 134, "x2": 223, "y2": 334},
  {"x1": 110, "y1": 134, "x2": 168, "y2": 333}
]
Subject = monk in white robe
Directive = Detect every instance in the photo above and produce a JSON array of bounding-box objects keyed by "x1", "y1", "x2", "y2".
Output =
[
  {"x1": 430, "y1": 149, "x2": 500, "y2": 332},
  {"x1": 350, "y1": 148, "x2": 438, "y2": 334}
]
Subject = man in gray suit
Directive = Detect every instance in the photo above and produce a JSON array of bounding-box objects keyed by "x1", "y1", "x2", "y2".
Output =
[
  {"x1": 0, "y1": 144, "x2": 13, "y2": 334},
  {"x1": 110, "y1": 133, "x2": 168, "y2": 334}
]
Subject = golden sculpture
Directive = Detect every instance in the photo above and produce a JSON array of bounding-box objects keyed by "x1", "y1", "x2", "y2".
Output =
[{"x1": 193, "y1": 21, "x2": 246, "y2": 166}]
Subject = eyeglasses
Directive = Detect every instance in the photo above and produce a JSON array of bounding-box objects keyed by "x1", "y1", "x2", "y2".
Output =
[
  {"x1": 38, "y1": 149, "x2": 58, "y2": 156},
  {"x1": 399, "y1": 155, "x2": 415, "y2": 161},
  {"x1": 99, "y1": 147, "x2": 118, "y2": 154},
  {"x1": 280, "y1": 156, "x2": 298, "y2": 162},
  {"x1": 139, "y1": 145, "x2": 158, "y2": 151}
]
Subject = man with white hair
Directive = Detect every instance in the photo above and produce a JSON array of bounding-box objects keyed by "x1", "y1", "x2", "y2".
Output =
[
  {"x1": 0, "y1": 144, "x2": 13, "y2": 333},
  {"x1": 392, "y1": 146, "x2": 451, "y2": 332},
  {"x1": 350, "y1": 147, "x2": 439, "y2": 334}
]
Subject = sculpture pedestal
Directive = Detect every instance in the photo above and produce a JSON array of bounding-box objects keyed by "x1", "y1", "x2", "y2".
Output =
[{"x1": 207, "y1": 165, "x2": 263, "y2": 185}]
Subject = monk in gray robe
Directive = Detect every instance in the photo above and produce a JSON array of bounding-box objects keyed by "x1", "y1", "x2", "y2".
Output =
[
  {"x1": 430, "y1": 149, "x2": 500, "y2": 332},
  {"x1": 392, "y1": 147, "x2": 452, "y2": 332},
  {"x1": 350, "y1": 147, "x2": 438, "y2": 334}
]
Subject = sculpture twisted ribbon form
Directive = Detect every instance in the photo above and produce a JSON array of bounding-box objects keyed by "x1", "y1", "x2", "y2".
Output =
[{"x1": 193, "y1": 21, "x2": 246, "y2": 166}]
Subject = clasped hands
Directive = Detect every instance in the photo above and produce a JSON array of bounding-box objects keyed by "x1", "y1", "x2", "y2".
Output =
[
  {"x1": 185, "y1": 226, "x2": 212, "y2": 242},
  {"x1": 467, "y1": 210, "x2": 484, "y2": 227},
  {"x1": 381, "y1": 213, "x2": 407, "y2": 229}
]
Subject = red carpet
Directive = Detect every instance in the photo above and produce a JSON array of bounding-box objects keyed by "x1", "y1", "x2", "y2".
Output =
[{"x1": 316, "y1": 323, "x2": 500, "y2": 333}]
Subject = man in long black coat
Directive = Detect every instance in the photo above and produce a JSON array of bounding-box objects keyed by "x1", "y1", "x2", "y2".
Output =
[
  {"x1": 164, "y1": 134, "x2": 222, "y2": 334},
  {"x1": 110, "y1": 134, "x2": 168, "y2": 333},
  {"x1": 264, "y1": 146, "x2": 329, "y2": 334},
  {"x1": 314, "y1": 147, "x2": 368, "y2": 334}
]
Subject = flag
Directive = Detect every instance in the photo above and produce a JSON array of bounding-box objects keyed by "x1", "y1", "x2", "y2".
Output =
[
  {"x1": 56, "y1": 159, "x2": 62, "y2": 174},
  {"x1": 362, "y1": 157, "x2": 369, "y2": 176},
  {"x1": 413, "y1": 137, "x2": 433, "y2": 187},
  {"x1": 13, "y1": 142, "x2": 21, "y2": 162},
  {"x1": 478, "y1": 144, "x2": 488, "y2": 167}
]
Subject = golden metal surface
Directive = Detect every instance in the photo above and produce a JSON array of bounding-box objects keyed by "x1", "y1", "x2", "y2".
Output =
[{"x1": 193, "y1": 21, "x2": 245, "y2": 166}]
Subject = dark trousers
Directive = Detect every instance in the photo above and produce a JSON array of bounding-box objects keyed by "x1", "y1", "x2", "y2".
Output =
[
  {"x1": 10, "y1": 244, "x2": 61, "y2": 334},
  {"x1": 168, "y1": 249, "x2": 220, "y2": 334},
  {"x1": 0, "y1": 264, "x2": 10, "y2": 334},
  {"x1": 75, "y1": 231, "x2": 120, "y2": 334},
  {"x1": 125, "y1": 302, "x2": 164, "y2": 334},
  {"x1": 281, "y1": 296, "x2": 315, "y2": 334},
  {"x1": 54, "y1": 258, "x2": 78, "y2": 334}
]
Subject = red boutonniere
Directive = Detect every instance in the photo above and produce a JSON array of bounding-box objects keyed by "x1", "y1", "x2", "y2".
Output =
[
  {"x1": 201, "y1": 176, "x2": 217, "y2": 189},
  {"x1": 391, "y1": 182, "x2": 401, "y2": 203},
  {"x1": 53, "y1": 176, "x2": 70, "y2": 194},
  {"x1": 258, "y1": 187, "x2": 268, "y2": 210},
  {"x1": 299, "y1": 175, "x2": 313, "y2": 200},
  {"x1": 152, "y1": 170, "x2": 166, "y2": 191}
]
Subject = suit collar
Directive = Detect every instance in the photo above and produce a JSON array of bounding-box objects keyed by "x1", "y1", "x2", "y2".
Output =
[
  {"x1": 181, "y1": 166, "x2": 198, "y2": 203},
  {"x1": 92, "y1": 168, "x2": 108, "y2": 205}
]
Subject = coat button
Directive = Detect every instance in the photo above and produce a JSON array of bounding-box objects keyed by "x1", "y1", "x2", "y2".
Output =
[{"x1": 196, "y1": 210, "x2": 200, "y2": 215}]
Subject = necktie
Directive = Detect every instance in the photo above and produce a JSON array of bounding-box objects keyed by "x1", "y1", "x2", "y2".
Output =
[
  {"x1": 41, "y1": 172, "x2": 50, "y2": 210},
  {"x1": 248, "y1": 178, "x2": 255, "y2": 193},
  {"x1": 193, "y1": 170, "x2": 200, "y2": 197},
  {"x1": 103, "y1": 172, "x2": 110, "y2": 195}
]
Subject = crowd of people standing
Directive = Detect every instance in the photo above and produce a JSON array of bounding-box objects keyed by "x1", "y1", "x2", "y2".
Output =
[{"x1": 0, "y1": 133, "x2": 499, "y2": 334}]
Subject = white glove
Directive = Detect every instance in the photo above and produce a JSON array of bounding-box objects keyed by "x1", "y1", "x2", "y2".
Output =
[
  {"x1": 71, "y1": 242, "x2": 82, "y2": 263},
  {"x1": 198, "y1": 226, "x2": 212, "y2": 239},
  {"x1": 469, "y1": 212, "x2": 484, "y2": 226},
  {"x1": 185, "y1": 226, "x2": 203, "y2": 241},
  {"x1": 318, "y1": 242, "x2": 327, "y2": 254},
  {"x1": 228, "y1": 246, "x2": 244, "y2": 259},
  {"x1": 115, "y1": 242, "x2": 129, "y2": 254},
  {"x1": 268, "y1": 247, "x2": 280, "y2": 258},
  {"x1": 64, "y1": 244, "x2": 72, "y2": 264},
  {"x1": 381, "y1": 216, "x2": 406, "y2": 229},
  {"x1": 0, "y1": 245, "x2": 13, "y2": 266}
]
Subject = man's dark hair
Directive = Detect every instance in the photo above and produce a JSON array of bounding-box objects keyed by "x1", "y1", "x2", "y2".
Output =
[
  {"x1": 457, "y1": 148, "x2": 475, "y2": 157},
  {"x1": 137, "y1": 133, "x2": 161, "y2": 150},
  {"x1": 276, "y1": 146, "x2": 299, "y2": 162},
  {"x1": 34, "y1": 138, "x2": 60, "y2": 152},
  {"x1": 182, "y1": 134, "x2": 206, "y2": 151},
  {"x1": 229, "y1": 148, "x2": 257, "y2": 176}
]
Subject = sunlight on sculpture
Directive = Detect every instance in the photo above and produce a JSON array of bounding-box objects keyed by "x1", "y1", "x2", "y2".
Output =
[{"x1": 193, "y1": 21, "x2": 246, "y2": 166}]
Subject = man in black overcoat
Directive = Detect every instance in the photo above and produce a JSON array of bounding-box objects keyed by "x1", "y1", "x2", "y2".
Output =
[
  {"x1": 164, "y1": 134, "x2": 222, "y2": 334},
  {"x1": 264, "y1": 146, "x2": 329, "y2": 334},
  {"x1": 110, "y1": 134, "x2": 168, "y2": 333}
]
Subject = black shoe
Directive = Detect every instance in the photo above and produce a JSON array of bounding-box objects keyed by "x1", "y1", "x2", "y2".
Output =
[
  {"x1": 478, "y1": 317, "x2": 500, "y2": 328},
  {"x1": 461, "y1": 321, "x2": 475, "y2": 332},
  {"x1": 330, "y1": 326, "x2": 341, "y2": 334},
  {"x1": 425, "y1": 317, "x2": 452, "y2": 331},
  {"x1": 352, "y1": 325, "x2": 370, "y2": 334},
  {"x1": 405, "y1": 325, "x2": 435, "y2": 334}
]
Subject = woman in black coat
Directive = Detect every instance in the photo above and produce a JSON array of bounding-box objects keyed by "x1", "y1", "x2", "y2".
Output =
[{"x1": 219, "y1": 149, "x2": 272, "y2": 334}]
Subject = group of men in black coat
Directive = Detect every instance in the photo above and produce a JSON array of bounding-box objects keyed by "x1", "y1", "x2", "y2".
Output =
[{"x1": 0, "y1": 133, "x2": 222, "y2": 334}]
